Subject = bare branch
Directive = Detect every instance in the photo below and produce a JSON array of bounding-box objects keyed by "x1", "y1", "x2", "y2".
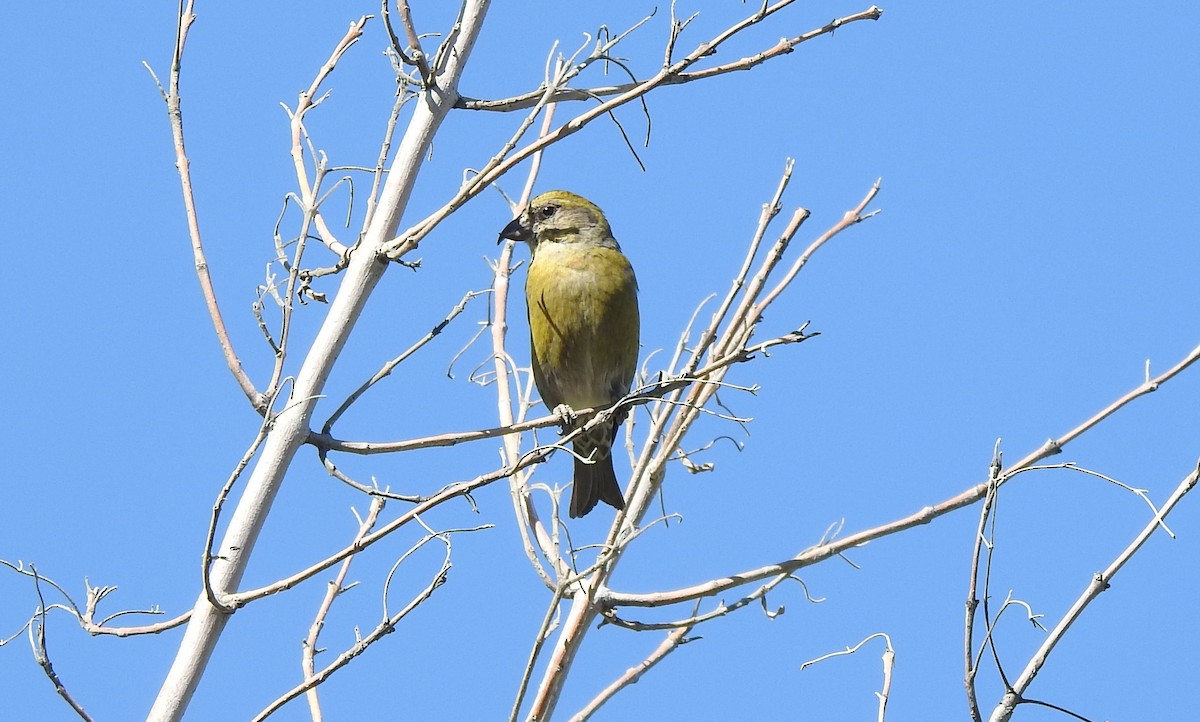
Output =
[
  {"x1": 987, "y1": 460, "x2": 1200, "y2": 722},
  {"x1": 358, "y1": 69, "x2": 417, "y2": 240},
  {"x1": 147, "y1": 0, "x2": 263, "y2": 411},
  {"x1": 302, "y1": 498, "x2": 384, "y2": 721},
  {"x1": 285, "y1": 17, "x2": 371, "y2": 259},
  {"x1": 1002, "y1": 340, "x2": 1200, "y2": 475},
  {"x1": 800, "y1": 633, "x2": 895, "y2": 722},
  {"x1": 687, "y1": 159, "x2": 794, "y2": 374},
  {"x1": 491, "y1": 98, "x2": 572, "y2": 591},
  {"x1": 751, "y1": 179, "x2": 882, "y2": 317},
  {"x1": 569, "y1": 623, "x2": 695, "y2": 721},
  {"x1": 603, "y1": 568, "x2": 793, "y2": 630},
  {"x1": 28, "y1": 566, "x2": 94, "y2": 722},
  {"x1": 458, "y1": 6, "x2": 884, "y2": 111},
  {"x1": 965, "y1": 442, "x2": 1002, "y2": 722},
  {"x1": 321, "y1": 289, "x2": 491, "y2": 432},
  {"x1": 253, "y1": 523, "x2": 485, "y2": 721},
  {"x1": 382, "y1": 0, "x2": 432, "y2": 83},
  {"x1": 605, "y1": 339, "x2": 1200, "y2": 609},
  {"x1": 226, "y1": 459, "x2": 528, "y2": 608},
  {"x1": 509, "y1": 587, "x2": 570, "y2": 722}
]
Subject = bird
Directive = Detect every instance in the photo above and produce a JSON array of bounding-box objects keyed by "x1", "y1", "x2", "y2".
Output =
[{"x1": 499, "y1": 190, "x2": 640, "y2": 518}]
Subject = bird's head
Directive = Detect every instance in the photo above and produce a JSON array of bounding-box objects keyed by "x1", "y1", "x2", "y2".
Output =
[{"x1": 498, "y1": 190, "x2": 617, "y2": 255}]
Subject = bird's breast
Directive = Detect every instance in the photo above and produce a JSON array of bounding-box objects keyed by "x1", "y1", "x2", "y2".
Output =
[{"x1": 525, "y1": 242, "x2": 640, "y2": 410}]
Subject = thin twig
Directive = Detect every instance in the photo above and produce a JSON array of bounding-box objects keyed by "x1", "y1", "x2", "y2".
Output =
[
  {"x1": 253, "y1": 525, "x2": 484, "y2": 721},
  {"x1": 568, "y1": 622, "x2": 695, "y2": 721},
  {"x1": 28, "y1": 566, "x2": 94, "y2": 722},
  {"x1": 509, "y1": 587, "x2": 569, "y2": 722},
  {"x1": 226, "y1": 460, "x2": 531, "y2": 607},
  {"x1": 302, "y1": 498, "x2": 384, "y2": 721},
  {"x1": 603, "y1": 339, "x2": 1200, "y2": 611},
  {"x1": 800, "y1": 633, "x2": 895, "y2": 722},
  {"x1": 145, "y1": 0, "x2": 263, "y2": 411},
  {"x1": 321, "y1": 289, "x2": 490, "y2": 432},
  {"x1": 987, "y1": 460, "x2": 1200, "y2": 722},
  {"x1": 285, "y1": 17, "x2": 370, "y2": 258},
  {"x1": 965, "y1": 442, "x2": 1002, "y2": 722},
  {"x1": 458, "y1": 6, "x2": 884, "y2": 111}
]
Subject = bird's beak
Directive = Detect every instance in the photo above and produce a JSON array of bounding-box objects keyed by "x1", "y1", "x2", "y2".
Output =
[{"x1": 498, "y1": 215, "x2": 532, "y2": 244}]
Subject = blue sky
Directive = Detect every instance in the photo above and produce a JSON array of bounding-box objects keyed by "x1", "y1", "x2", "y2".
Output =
[{"x1": 3, "y1": 2, "x2": 1199, "y2": 720}]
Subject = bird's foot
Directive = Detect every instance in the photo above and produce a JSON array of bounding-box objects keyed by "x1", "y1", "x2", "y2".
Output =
[{"x1": 552, "y1": 404, "x2": 578, "y2": 433}]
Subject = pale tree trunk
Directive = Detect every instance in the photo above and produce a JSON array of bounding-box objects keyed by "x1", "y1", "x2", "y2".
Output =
[{"x1": 147, "y1": 3, "x2": 493, "y2": 719}]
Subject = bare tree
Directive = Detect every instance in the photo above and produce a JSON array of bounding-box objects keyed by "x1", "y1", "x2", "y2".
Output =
[{"x1": 4, "y1": 3, "x2": 1198, "y2": 722}]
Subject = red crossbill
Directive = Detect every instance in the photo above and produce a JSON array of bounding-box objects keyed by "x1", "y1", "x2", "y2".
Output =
[{"x1": 499, "y1": 191, "x2": 640, "y2": 517}]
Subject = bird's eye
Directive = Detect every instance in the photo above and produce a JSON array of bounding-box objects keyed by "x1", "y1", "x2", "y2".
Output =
[{"x1": 540, "y1": 205, "x2": 557, "y2": 218}]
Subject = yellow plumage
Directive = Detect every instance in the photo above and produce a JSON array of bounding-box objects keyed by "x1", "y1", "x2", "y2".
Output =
[{"x1": 499, "y1": 191, "x2": 640, "y2": 517}]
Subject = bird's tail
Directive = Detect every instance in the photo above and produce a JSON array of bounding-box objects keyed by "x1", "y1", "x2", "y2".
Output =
[{"x1": 570, "y1": 441, "x2": 626, "y2": 518}]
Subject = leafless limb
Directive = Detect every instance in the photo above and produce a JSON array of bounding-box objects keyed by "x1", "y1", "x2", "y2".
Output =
[
  {"x1": 569, "y1": 621, "x2": 696, "y2": 721},
  {"x1": 224, "y1": 459, "x2": 530, "y2": 609},
  {"x1": 755, "y1": 182, "x2": 882, "y2": 315},
  {"x1": 321, "y1": 289, "x2": 492, "y2": 432},
  {"x1": 965, "y1": 441, "x2": 1003, "y2": 721},
  {"x1": 356, "y1": 62, "x2": 418, "y2": 246},
  {"x1": 1005, "y1": 341, "x2": 1200, "y2": 472},
  {"x1": 252, "y1": 522, "x2": 487, "y2": 721},
  {"x1": 142, "y1": 0, "x2": 262, "y2": 411},
  {"x1": 986, "y1": 459, "x2": 1200, "y2": 722},
  {"x1": 28, "y1": 566, "x2": 94, "y2": 722},
  {"x1": 1, "y1": 615, "x2": 31, "y2": 649},
  {"x1": 284, "y1": 17, "x2": 370, "y2": 260},
  {"x1": 966, "y1": 452, "x2": 1185, "y2": 719},
  {"x1": 990, "y1": 593, "x2": 1047, "y2": 634},
  {"x1": 381, "y1": 0, "x2": 432, "y2": 84},
  {"x1": 261, "y1": 184, "x2": 322, "y2": 421},
  {"x1": 602, "y1": 336, "x2": 1200, "y2": 619},
  {"x1": 602, "y1": 572, "x2": 790, "y2": 630},
  {"x1": 801, "y1": 632, "x2": 895, "y2": 722},
  {"x1": 695, "y1": 159, "x2": 794, "y2": 368},
  {"x1": 2, "y1": 561, "x2": 187, "y2": 642},
  {"x1": 254, "y1": 264, "x2": 285, "y2": 354},
  {"x1": 458, "y1": 5, "x2": 884, "y2": 111},
  {"x1": 302, "y1": 498, "x2": 384, "y2": 722},
  {"x1": 317, "y1": 454, "x2": 426, "y2": 501},
  {"x1": 508, "y1": 587, "x2": 570, "y2": 722},
  {"x1": 385, "y1": 32, "x2": 594, "y2": 259}
]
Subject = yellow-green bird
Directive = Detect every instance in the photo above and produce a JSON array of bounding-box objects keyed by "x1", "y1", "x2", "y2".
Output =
[{"x1": 499, "y1": 191, "x2": 640, "y2": 518}]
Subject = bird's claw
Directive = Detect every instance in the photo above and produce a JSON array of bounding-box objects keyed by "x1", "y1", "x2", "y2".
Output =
[{"x1": 552, "y1": 404, "x2": 578, "y2": 433}]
